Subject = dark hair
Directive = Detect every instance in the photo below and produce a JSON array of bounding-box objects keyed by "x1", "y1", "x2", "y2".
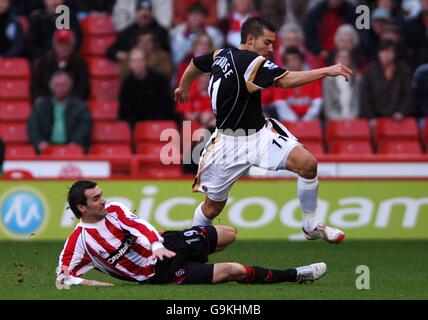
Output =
[
  {"x1": 187, "y1": 2, "x2": 209, "y2": 16},
  {"x1": 240, "y1": 16, "x2": 276, "y2": 44},
  {"x1": 68, "y1": 180, "x2": 97, "y2": 218},
  {"x1": 283, "y1": 46, "x2": 305, "y2": 61},
  {"x1": 378, "y1": 40, "x2": 396, "y2": 52}
]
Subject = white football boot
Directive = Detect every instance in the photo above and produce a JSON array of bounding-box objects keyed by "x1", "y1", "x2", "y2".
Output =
[
  {"x1": 302, "y1": 224, "x2": 346, "y2": 244},
  {"x1": 295, "y1": 262, "x2": 327, "y2": 283}
]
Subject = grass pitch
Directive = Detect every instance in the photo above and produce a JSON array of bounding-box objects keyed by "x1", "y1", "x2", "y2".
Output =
[{"x1": 0, "y1": 240, "x2": 427, "y2": 300}]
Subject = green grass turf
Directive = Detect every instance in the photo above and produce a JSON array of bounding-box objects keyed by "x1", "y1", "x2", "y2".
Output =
[{"x1": 0, "y1": 240, "x2": 427, "y2": 300}]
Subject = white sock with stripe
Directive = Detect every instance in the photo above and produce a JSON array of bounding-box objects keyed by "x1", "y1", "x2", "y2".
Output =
[
  {"x1": 192, "y1": 202, "x2": 213, "y2": 227},
  {"x1": 298, "y1": 176, "x2": 320, "y2": 232}
]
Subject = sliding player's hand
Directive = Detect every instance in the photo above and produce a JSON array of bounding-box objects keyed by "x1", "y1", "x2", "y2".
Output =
[
  {"x1": 174, "y1": 87, "x2": 189, "y2": 103},
  {"x1": 327, "y1": 63, "x2": 354, "y2": 82},
  {"x1": 152, "y1": 247, "x2": 176, "y2": 261}
]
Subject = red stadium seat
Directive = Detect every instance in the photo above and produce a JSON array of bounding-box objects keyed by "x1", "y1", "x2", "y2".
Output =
[
  {"x1": 0, "y1": 80, "x2": 29, "y2": 100},
  {"x1": 0, "y1": 101, "x2": 30, "y2": 122},
  {"x1": 140, "y1": 167, "x2": 183, "y2": 179},
  {"x1": 329, "y1": 141, "x2": 373, "y2": 155},
  {"x1": 87, "y1": 100, "x2": 119, "y2": 122},
  {"x1": 0, "y1": 123, "x2": 28, "y2": 143},
  {"x1": 92, "y1": 122, "x2": 131, "y2": 144},
  {"x1": 375, "y1": 117, "x2": 419, "y2": 141},
  {"x1": 6, "y1": 144, "x2": 36, "y2": 157},
  {"x1": 134, "y1": 121, "x2": 178, "y2": 143},
  {"x1": 3, "y1": 169, "x2": 34, "y2": 179},
  {"x1": 90, "y1": 79, "x2": 120, "y2": 101},
  {"x1": 41, "y1": 144, "x2": 84, "y2": 156},
  {"x1": 88, "y1": 58, "x2": 119, "y2": 78},
  {"x1": 282, "y1": 120, "x2": 323, "y2": 142},
  {"x1": 301, "y1": 141, "x2": 325, "y2": 156},
  {"x1": 90, "y1": 144, "x2": 132, "y2": 156},
  {"x1": 377, "y1": 140, "x2": 422, "y2": 154},
  {"x1": 326, "y1": 119, "x2": 370, "y2": 142},
  {"x1": 81, "y1": 35, "x2": 116, "y2": 57},
  {"x1": 80, "y1": 15, "x2": 116, "y2": 35},
  {"x1": 0, "y1": 58, "x2": 30, "y2": 79}
]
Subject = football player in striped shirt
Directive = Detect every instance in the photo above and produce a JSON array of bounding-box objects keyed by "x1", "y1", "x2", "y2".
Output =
[{"x1": 56, "y1": 180, "x2": 326, "y2": 288}]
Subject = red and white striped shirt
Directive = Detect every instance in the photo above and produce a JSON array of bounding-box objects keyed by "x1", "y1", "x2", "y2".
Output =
[{"x1": 56, "y1": 202, "x2": 164, "y2": 284}]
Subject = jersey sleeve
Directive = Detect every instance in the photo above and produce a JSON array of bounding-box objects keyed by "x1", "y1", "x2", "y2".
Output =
[
  {"x1": 192, "y1": 49, "x2": 223, "y2": 73},
  {"x1": 244, "y1": 56, "x2": 289, "y2": 93},
  {"x1": 56, "y1": 227, "x2": 94, "y2": 286},
  {"x1": 107, "y1": 202, "x2": 165, "y2": 251}
]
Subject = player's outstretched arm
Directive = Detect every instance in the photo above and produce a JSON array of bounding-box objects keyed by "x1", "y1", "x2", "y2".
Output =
[
  {"x1": 276, "y1": 63, "x2": 353, "y2": 89},
  {"x1": 175, "y1": 60, "x2": 204, "y2": 103}
]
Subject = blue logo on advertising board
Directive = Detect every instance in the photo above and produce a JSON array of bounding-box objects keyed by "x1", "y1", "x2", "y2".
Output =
[{"x1": 1, "y1": 190, "x2": 45, "y2": 236}]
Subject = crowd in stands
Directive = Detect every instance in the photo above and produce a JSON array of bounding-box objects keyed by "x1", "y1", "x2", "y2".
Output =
[{"x1": 1, "y1": 0, "x2": 428, "y2": 176}]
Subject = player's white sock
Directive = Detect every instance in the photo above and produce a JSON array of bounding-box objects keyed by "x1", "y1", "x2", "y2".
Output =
[
  {"x1": 298, "y1": 176, "x2": 320, "y2": 232},
  {"x1": 192, "y1": 202, "x2": 212, "y2": 226}
]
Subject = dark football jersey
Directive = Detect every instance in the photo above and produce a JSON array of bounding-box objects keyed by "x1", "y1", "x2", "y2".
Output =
[{"x1": 192, "y1": 47, "x2": 288, "y2": 134}]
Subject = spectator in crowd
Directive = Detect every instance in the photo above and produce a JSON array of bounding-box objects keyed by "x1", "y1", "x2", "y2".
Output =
[
  {"x1": 28, "y1": 71, "x2": 92, "y2": 154},
  {"x1": 119, "y1": 48, "x2": 176, "y2": 129},
  {"x1": 402, "y1": 0, "x2": 428, "y2": 69},
  {"x1": 0, "y1": 0, "x2": 24, "y2": 57},
  {"x1": 28, "y1": 0, "x2": 82, "y2": 60},
  {"x1": 272, "y1": 47, "x2": 323, "y2": 122},
  {"x1": 133, "y1": 28, "x2": 173, "y2": 81},
  {"x1": 323, "y1": 49, "x2": 361, "y2": 120},
  {"x1": 258, "y1": 0, "x2": 286, "y2": 28},
  {"x1": 412, "y1": 63, "x2": 428, "y2": 121},
  {"x1": 275, "y1": 22, "x2": 320, "y2": 68},
  {"x1": 177, "y1": 73, "x2": 215, "y2": 130},
  {"x1": 363, "y1": 7, "x2": 398, "y2": 60},
  {"x1": 106, "y1": 0, "x2": 170, "y2": 62},
  {"x1": 175, "y1": 31, "x2": 213, "y2": 87},
  {"x1": 218, "y1": 0, "x2": 259, "y2": 49},
  {"x1": 327, "y1": 24, "x2": 366, "y2": 71},
  {"x1": 170, "y1": 2, "x2": 223, "y2": 66},
  {"x1": 112, "y1": 0, "x2": 173, "y2": 32},
  {"x1": 360, "y1": 41, "x2": 415, "y2": 125},
  {"x1": 303, "y1": 0, "x2": 356, "y2": 63},
  {"x1": 378, "y1": 23, "x2": 409, "y2": 62},
  {"x1": 31, "y1": 29, "x2": 90, "y2": 103},
  {"x1": 74, "y1": 0, "x2": 115, "y2": 20},
  {"x1": 9, "y1": 0, "x2": 44, "y2": 16},
  {"x1": 173, "y1": 0, "x2": 218, "y2": 27}
]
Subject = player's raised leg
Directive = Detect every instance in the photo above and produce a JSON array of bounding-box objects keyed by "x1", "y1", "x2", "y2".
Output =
[
  {"x1": 286, "y1": 145, "x2": 345, "y2": 244},
  {"x1": 192, "y1": 197, "x2": 227, "y2": 226},
  {"x1": 213, "y1": 225, "x2": 237, "y2": 252}
]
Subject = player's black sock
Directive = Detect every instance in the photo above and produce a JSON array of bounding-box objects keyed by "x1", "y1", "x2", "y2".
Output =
[{"x1": 238, "y1": 266, "x2": 297, "y2": 284}]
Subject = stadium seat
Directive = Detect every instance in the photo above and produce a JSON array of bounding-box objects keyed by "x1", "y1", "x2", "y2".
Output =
[
  {"x1": 301, "y1": 141, "x2": 325, "y2": 156},
  {"x1": 375, "y1": 117, "x2": 419, "y2": 141},
  {"x1": 6, "y1": 144, "x2": 36, "y2": 157},
  {"x1": 377, "y1": 140, "x2": 422, "y2": 154},
  {"x1": 329, "y1": 141, "x2": 373, "y2": 155},
  {"x1": 326, "y1": 119, "x2": 371, "y2": 142},
  {"x1": 0, "y1": 58, "x2": 30, "y2": 79},
  {"x1": 80, "y1": 15, "x2": 116, "y2": 35},
  {"x1": 92, "y1": 122, "x2": 131, "y2": 144},
  {"x1": 81, "y1": 35, "x2": 116, "y2": 57},
  {"x1": 134, "y1": 121, "x2": 178, "y2": 143},
  {"x1": 90, "y1": 144, "x2": 132, "y2": 156},
  {"x1": 0, "y1": 123, "x2": 28, "y2": 143},
  {"x1": 88, "y1": 58, "x2": 119, "y2": 78},
  {"x1": 0, "y1": 101, "x2": 30, "y2": 122},
  {"x1": 282, "y1": 120, "x2": 323, "y2": 142},
  {"x1": 87, "y1": 100, "x2": 119, "y2": 122},
  {"x1": 3, "y1": 169, "x2": 34, "y2": 179},
  {"x1": 90, "y1": 79, "x2": 120, "y2": 101},
  {"x1": 41, "y1": 144, "x2": 84, "y2": 156},
  {"x1": 0, "y1": 80, "x2": 29, "y2": 100},
  {"x1": 140, "y1": 167, "x2": 183, "y2": 179}
]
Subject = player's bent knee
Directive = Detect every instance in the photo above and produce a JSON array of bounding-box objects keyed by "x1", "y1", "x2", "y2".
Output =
[{"x1": 299, "y1": 155, "x2": 318, "y2": 179}]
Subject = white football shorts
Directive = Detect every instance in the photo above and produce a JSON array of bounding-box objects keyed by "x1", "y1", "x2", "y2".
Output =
[{"x1": 192, "y1": 118, "x2": 301, "y2": 201}]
